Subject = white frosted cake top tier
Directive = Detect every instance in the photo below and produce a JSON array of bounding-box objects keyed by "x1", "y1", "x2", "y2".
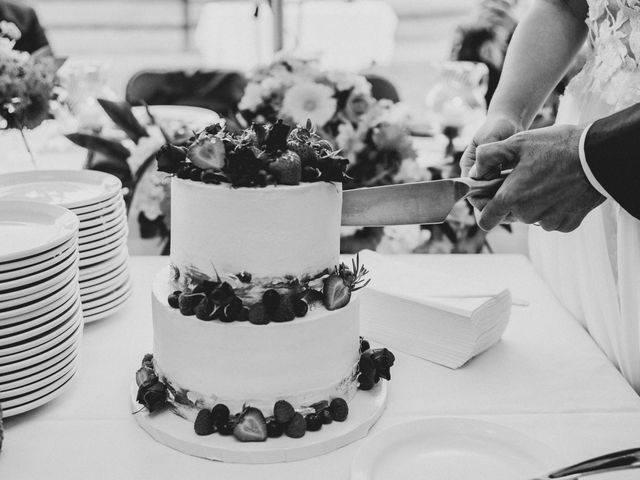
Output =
[
  {"x1": 170, "y1": 178, "x2": 341, "y2": 281},
  {"x1": 152, "y1": 267, "x2": 360, "y2": 415}
]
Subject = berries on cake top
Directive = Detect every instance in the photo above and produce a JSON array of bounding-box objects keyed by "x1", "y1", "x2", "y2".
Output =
[{"x1": 156, "y1": 120, "x2": 350, "y2": 188}]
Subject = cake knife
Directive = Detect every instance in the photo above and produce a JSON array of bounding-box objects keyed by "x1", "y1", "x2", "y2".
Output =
[{"x1": 341, "y1": 172, "x2": 509, "y2": 226}]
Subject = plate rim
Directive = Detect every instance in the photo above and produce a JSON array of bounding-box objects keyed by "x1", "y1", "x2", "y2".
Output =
[
  {"x1": 0, "y1": 351, "x2": 78, "y2": 400},
  {"x1": 0, "y1": 308, "x2": 82, "y2": 363},
  {"x1": 78, "y1": 219, "x2": 128, "y2": 245},
  {"x1": 350, "y1": 417, "x2": 563, "y2": 480},
  {"x1": 0, "y1": 332, "x2": 80, "y2": 382},
  {"x1": 1, "y1": 363, "x2": 78, "y2": 409},
  {"x1": 80, "y1": 271, "x2": 129, "y2": 297},
  {"x1": 81, "y1": 278, "x2": 132, "y2": 311},
  {"x1": 79, "y1": 249, "x2": 129, "y2": 280},
  {"x1": 77, "y1": 202, "x2": 126, "y2": 230},
  {"x1": 2, "y1": 369, "x2": 77, "y2": 417},
  {"x1": 79, "y1": 244, "x2": 128, "y2": 269},
  {"x1": 0, "y1": 264, "x2": 79, "y2": 308},
  {"x1": 0, "y1": 169, "x2": 122, "y2": 209},
  {"x1": 79, "y1": 258, "x2": 128, "y2": 289},
  {"x1": 0, "y1": 251, "x2": 78, "y2": 299},
  {"x1": 0, "y1": 299, "x2": 81, "y2": 348},
  {"x1": 0, "y1": 272, "x2": 79, "y2": 320},
  {"x1": 0, "y1": 235, "x2": 77, "y2": 275},
  {"x1": 0, "y1": 242, "x2": 78, "y2": 289},
  {"x1": 0, "y1": 294, "x2": 80, "y2": 336},
  {"x1": 0, "y1": 200, "x2": 78, "y2": 264},
  {"x1": 69, "y1": 191, "x2": 123, "y2": 215},
  {"x1": 0, "y1": 320, "x2": 82, "y2": 374}
]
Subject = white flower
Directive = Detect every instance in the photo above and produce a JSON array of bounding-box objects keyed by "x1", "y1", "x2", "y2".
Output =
[
  {"x1": 127, "y1": 126, "x2": 166, "y2": 174},
  {"x1": 238, "y1": 82, "x2": 264, "y2": 111},
  {"x1": 0, "y1": 21, "x2": 21, "y2": 41},
  {"x1": 593, "y1": 20, "x2": 628, "y2": 82},
  {"x1": 393, "y1": 158, "x2": 432, "y2": 183},
  {"x1": 335, "y1": 122, "x2": 364, "y2": 164},
  {"x1": 325, "y1": 70, "x2": 371, "y2": 95},
  {"x1": 281, "y1": 82, "x2": 337, "y2": 127},
  {"x1": 629, "y1": 17, "x2": 640, "y2": 62}
]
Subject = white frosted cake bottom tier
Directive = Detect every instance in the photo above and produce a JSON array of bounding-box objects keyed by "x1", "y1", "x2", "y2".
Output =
[{"x1": 151, "y1": 267, "x2": 361, "y2": 416}]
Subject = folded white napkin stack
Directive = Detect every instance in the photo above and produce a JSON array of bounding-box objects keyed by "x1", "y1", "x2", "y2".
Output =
[{"x1": 358, "y1": 250, "x2": 512, "y2": 369}]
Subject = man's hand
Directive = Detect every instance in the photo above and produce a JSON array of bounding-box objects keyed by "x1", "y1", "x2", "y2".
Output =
[{"x1": 474, "y1": 124, "x2": 606, "y2": 232}]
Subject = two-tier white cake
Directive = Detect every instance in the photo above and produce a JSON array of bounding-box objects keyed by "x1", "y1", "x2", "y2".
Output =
[
  {"x1": 153, "y1": 179, "x2": 360, "y2": 416},
  {"x1": 133, "y1": 121, "x2": 393, "y2": 461}
]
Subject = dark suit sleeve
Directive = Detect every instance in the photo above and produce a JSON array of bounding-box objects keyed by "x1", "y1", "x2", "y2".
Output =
[{"x1": 584, "y1": 102, "x2": 640, "y2": 220}]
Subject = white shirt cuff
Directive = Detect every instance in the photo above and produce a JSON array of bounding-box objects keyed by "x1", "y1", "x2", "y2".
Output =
[{"x1": 578, "y1": 123, "x2": 611, "y2": 199}]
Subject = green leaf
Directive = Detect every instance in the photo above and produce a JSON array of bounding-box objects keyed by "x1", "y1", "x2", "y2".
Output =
[
  {"x1": 97, "y1": 99, "x2": 148, "y2": 143},
  {"x1": 66, "y1": 133, "x2": 130, "y2": 161}
]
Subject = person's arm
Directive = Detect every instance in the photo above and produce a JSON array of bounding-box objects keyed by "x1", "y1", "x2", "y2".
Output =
[
  {"x1": 582, "y1": 102, "x2": 640, "y2": 219},
  {"x1": 486, "y1": 0, "x2": 588, "y2": 130},
  {"x1": 461, "y1": 0, "x2": 589, "y2": 178}
]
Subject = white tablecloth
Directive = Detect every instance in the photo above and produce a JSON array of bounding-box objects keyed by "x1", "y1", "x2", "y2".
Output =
[{"x1": 2, "y1": 255, "x2": 639, "y2": 479}]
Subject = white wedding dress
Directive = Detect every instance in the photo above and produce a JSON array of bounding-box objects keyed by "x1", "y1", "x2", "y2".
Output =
[{"x1": 529, "y1": 0, "x2": 640, "y2": 393}]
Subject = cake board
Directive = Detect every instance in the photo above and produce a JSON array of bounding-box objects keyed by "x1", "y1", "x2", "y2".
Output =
[{"x1": 131, "y1": 381, "x2": 388, "y2": 464}]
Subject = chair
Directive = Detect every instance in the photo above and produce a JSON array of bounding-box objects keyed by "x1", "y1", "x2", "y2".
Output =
[{"x1": 125, "y1": 69, "x2": 247, "y2": 119}]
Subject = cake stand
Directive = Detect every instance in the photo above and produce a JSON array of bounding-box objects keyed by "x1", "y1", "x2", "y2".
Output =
[{"x1": 131, "y1": 381, "x2": 388, "y2": 463}]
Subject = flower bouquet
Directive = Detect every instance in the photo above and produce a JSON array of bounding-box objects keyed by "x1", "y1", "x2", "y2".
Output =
[
  {"x1": 238, "y1": 56, "x2": 502, "y2": 254},
  {"x1": 238, "y1": 56, "x2": 428, "y2": 189},
  {"x1": 0, "y1": 21, "x2": 65, "y2": 165}
]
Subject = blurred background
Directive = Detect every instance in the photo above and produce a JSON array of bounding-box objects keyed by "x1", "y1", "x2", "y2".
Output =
[
  {"x1": 35, "y1": 0, "x2": 476, "y2": 103},
  {"x1": 3, "y1": 0, "x2": 544, "y2": 255}
]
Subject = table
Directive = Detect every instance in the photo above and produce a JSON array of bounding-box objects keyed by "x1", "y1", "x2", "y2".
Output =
[{"x1": 2, "y1": 255, "x2": 640, "y2": 479}]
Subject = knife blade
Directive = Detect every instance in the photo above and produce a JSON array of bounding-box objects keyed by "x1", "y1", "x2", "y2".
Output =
[{"x1": 341, "y1": 172, "x2": 509, "y2": 226}]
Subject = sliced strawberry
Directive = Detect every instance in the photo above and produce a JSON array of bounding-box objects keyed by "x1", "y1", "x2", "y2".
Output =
[
  {"x1": 233, "y1": 407, "x2": 267, "y2": 442},
  {"x1": 323, "y1": 274, "x2": 351, "y2": 311}
]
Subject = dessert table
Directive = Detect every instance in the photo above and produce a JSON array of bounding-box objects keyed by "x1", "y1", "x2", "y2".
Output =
[{"x1": 2, "y1": 254, "x2": 640, "y2": 479}]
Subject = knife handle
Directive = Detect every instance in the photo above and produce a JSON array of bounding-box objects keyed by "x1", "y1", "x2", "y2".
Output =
[
  {"x1": 457, "y1": 170, "x2": 511, "y2": 198},
  {"x1": 543, "y1": 447, "x2": 640, "y2": 479}
]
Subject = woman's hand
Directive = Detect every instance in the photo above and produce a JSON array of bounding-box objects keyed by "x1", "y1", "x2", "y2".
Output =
[
  {"x1": 460, "y1": 114, "x2": 522, "y2": 213},
  {"x1": 460, "y1": 114, "x2": 522, "y2": 177}
]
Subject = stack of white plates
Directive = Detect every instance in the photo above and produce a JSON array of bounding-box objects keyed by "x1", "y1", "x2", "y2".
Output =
[
  {"x1": 0, "y1": 170, "x2": 132, "y2": 323},
  {"x1": 0, "y1": 201, "x2": 82, "y2": 418}
]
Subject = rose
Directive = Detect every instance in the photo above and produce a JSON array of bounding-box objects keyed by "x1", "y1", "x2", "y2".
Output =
[
  {"x1": 136, "y1": 380, "x2": 168, "y2": 413},
  {"x1": 370, "y1": 348, "x2": 395, "y2": 381},
  {"x1": 357, "y1": 347, "x2": 396, "y2": 390},
  {"x1": 135, "y1": 366, "x2": 158, "y2": 389},
  {"x1": 156, "y1": 144, "x2": 187, "y2": 174}
]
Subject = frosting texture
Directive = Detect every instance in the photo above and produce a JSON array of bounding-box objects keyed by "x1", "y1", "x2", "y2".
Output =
[
  {"x1": 170, "y1": 178, "x2": 341, "y2": 284},
  {"x1": 152, "y1": 267, "x2": 360, "y2": 415}
]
